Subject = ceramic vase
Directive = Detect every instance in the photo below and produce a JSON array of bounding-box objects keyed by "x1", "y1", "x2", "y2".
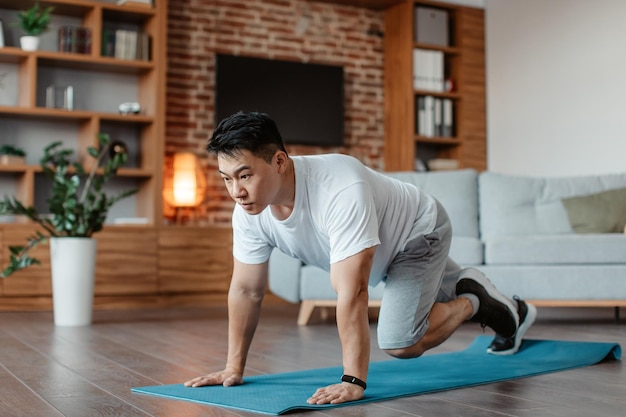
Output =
[{"x1": 50, "y1": 237, "x2": 97, "y2": 326}]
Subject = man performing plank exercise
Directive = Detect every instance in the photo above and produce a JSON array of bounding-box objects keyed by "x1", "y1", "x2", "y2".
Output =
[{"x1": 184, "y1": 111, "x2": 536, "y2": 405}]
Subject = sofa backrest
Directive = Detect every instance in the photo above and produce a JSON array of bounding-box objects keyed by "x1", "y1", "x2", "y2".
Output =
[
  {"x1": 479, "y1": 171, "x2": 626, "y2": 238},
  {"x1": 386, "y1": 169, "x2": 479, "y2": 238}
]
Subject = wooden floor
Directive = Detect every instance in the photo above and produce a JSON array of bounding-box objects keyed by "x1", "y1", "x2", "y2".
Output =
[{"x1": 0, "y1": 304, "x2": 624, "y2": 417}]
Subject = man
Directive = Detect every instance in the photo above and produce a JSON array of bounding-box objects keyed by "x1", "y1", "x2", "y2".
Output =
[{"x1": 184, "y1": 111, "x2": 536, "y2": 405}]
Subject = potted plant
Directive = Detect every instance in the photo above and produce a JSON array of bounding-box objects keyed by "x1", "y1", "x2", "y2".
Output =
[
  {"x1": 0, "y1": 144, "x2": 26, "y2": 165},
  {"x1": 0, "y1": 133, "x2": 137, "y2": 326},
  {"x1": 16, "y1": 2, "x2": 54, "y2": 51}
]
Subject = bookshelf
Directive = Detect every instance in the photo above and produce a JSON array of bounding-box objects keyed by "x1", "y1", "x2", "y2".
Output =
[
  {"x1": 0, "y1": 0, "x2": 165, "y2": 223},
  {"x1": 0, "y1": 0, "x2": 168, "y2": 308},
  {"x1": 383, "y1": 0, "x2": 486, "y2": 172}
]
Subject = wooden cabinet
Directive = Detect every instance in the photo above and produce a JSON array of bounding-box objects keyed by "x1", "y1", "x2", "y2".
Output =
[
  {"x1": 0, "y1": 226, "x2": 234, "y2": 310},
  {"x1": 383, "y1": 0, "x2": 486, "y2": 172},
  {"x1": 158, "y1": 226, "x2": 233, "y2": 294},
  {"x1": 0, "y1": 225, "x2": 52, "y2": 298},
  {"x1": 0, "y1": 225, "x2": 158, "y2": 297},
  {"x1": 95, "y1": 226, "x2": 159, "y2": 296},
  {"x1": 0, "y1": 0, "x2": 166, "y2": 224}
]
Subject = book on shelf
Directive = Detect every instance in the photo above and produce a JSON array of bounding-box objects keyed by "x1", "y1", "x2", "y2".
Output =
[
  {"x1": 136, "y1": 32, "x2": 151, "y2": 61},
  {"x1": 442, "y1": 98, "x2": 454, "y2": 137},
  {"x1": 414, "y1": 6, "x2": 449, "y2": 46},
  {"x1": 416, "y1": 96, "x2": 454, "y2": 138},
  {"x1": 58, "y1": 26, "x2": 92, "y2": 54},
  {"x1": 103, "y1": 29, "x2": 151, "y2": 61},
  {"x1": 0, "y1": 19, "x2": 5, "y2": 48},
  {"x1": 113, "y1": 29, "x2": 126, "y2": 59},
  {"x1": 416, "y1": 95, "x2": 434, "y2": 137},
  {"x1": 102, "y1": 30, "x2": 115, "y2": 56},
  {"x1": 417, "y1": 96, "x2": 426, "y2": 136},
  {"x1": 433, "y1": 97, "x2": 442, "y2": 137},
  {"x1": 126, "y1": 30, "x2": 138, "y2": 61},
  {"x1": 413, "y1": 48, "x2": 444, "y2": 92}
]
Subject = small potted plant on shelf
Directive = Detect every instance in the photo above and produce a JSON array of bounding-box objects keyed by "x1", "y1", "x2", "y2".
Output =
[
  {"x1": 0, "y1": 144, "x2": 26, "y2": 166},
  {"x1": 0, "y1": 133, "x2": 137, "y2": 326},
  {"x1": 16, "y1": 2, "x2": 54, "y2": 51}
]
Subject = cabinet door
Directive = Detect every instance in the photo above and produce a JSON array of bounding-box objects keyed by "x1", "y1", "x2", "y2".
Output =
[
  {"x1": 0, "y1": 225, "x2": 159, "y2": 297},
  {"x1": 95, "y1": 226, "x2": 158, "y2": 295},
  {"x1": 0, "y1": 225, "x2": 52, "y2": 296},
  {"x1": 158, "y1": 227, "x2": 233, "y2": 293}
]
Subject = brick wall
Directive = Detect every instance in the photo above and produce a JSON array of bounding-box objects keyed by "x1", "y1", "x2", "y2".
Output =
[{"x1": 165, "y1": 0, "x2": 386, "y2": 224}]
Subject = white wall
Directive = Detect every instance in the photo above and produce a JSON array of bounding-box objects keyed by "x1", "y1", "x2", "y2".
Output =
[{"x1": 486, "y1": 0, "x2": 626, "y2": 176}]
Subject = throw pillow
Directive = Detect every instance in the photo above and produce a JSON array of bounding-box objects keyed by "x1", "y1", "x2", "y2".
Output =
[{"x1": 562, "y1": 187, "x2": 626, "y2": 233}]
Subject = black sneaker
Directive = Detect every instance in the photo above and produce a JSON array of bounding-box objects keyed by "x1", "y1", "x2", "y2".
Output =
[
  {"x1": 456, "y1": 274, "x2": 519, "y2": 338},
  {"x1": 487, "y1": 296, "x2": 537, "y2": 355}
]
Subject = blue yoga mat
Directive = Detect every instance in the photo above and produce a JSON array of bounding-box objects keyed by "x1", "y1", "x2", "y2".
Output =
[{"x1": 132, "y1": 336, "x2": 621, "y2": 415}]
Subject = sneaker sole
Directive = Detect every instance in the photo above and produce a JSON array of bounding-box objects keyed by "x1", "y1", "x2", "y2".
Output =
[
  {"x1": 457, "y1": 275, "x2": 520, "y2": 335},
  {"x1": 487, "y1": 303, "x2": 537, "y2": 356}
]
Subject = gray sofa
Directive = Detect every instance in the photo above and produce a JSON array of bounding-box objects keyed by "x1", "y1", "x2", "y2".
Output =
[{"x1": 268, "y1": 169, "x2": 626, "y2": 325}]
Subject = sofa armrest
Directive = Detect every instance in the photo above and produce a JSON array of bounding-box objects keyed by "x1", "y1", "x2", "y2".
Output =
[{"x1": 268, "y1": 248, "x2": 302, "y2": 303}]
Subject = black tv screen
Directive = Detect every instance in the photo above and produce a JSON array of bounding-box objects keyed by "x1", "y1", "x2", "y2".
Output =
[{"x1": 215, "y1": 54, "x2": 344, "y2": 146}]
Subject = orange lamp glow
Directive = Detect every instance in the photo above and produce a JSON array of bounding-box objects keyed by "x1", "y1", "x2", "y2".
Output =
[{"x1": 163, "y1": 152, "x2": 207, "y2": 208}]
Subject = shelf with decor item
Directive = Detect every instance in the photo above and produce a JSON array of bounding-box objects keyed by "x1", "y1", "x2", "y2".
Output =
[
  {"x1": 0, "y1": 0, "x2": 166, "y2": 227},
  {"x1": 384, "y1": 0, "x2": 486, "y2": 172}
]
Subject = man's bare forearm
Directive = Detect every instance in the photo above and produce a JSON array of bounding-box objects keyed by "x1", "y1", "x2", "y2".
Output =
[
  {"x1": 225, "y1": 286, "x2": 264, "y2": 373},
  {"x1": 336, "y1": 290, "x2": 370, "y2": 382}
]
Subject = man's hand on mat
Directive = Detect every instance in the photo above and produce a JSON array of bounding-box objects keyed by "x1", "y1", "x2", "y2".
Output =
[
  {"x1": 183, "y1": 369, "x2": 243, "y2": 388},
  {"x1": 306, "y1": 382, "x2": 365, "y2": 405}
]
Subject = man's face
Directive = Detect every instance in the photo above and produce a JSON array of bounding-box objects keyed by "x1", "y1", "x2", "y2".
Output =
[{"x1": 217, "y1": 150, "x2": 281, "y2": 215}]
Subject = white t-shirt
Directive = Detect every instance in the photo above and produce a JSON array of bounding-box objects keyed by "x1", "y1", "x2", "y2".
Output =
[{"x1": 232, "y1": 154, "x2": 437, "y2": 286}]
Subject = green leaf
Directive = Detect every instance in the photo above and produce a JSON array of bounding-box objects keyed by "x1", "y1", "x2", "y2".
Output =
[
  {"x1": 9, "y1": 246, "x2": 25, "y2": 256},
  {"x1": 97, "y1": 133, "x2": 111, "y2": 147},
  {"x1": 18, "y1": 3, "x2": 54, "y2": 36},
  {"x1": 87, "y1": 147, "x2": 99, "y2": 158}
]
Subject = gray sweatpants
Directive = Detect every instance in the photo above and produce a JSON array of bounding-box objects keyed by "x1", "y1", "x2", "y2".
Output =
[{"x1": 377, "y1": 200, "x2": 485, "y2": 350}]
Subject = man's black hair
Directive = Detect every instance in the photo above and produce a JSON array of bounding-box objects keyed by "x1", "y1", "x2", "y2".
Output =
[{"x1": 207, "y1": 111, "x2": 288, "y2": 163}]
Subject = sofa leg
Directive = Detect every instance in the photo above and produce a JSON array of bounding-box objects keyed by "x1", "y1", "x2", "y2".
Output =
[
  {"x1": 297, "y1": 301, "x2": 317, "y2": 326},
  {"x1": 615, "y1": 307, "x2": 621, "y2": 322},
  {"x1": 320, "y1": 306, "x2": 331, "y2": 322}
]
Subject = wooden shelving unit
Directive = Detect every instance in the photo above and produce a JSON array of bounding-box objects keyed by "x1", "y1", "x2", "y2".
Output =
[
  {"x1": 383, "y1": 0, "x2": 486, "y2": 172},
  {"x1": 0, "y1": 0, "x2": 166, "y2": 223},
  {"x1": 0, "y1": 0, "x2": 169, "y2": 309}
]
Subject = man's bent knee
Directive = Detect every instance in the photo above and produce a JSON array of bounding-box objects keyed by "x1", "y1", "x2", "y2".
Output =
[{"x1": 384, "y1": 344, "x2": 426, "y2": 359}]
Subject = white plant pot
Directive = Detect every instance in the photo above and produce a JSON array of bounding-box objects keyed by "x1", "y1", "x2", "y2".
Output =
[
  {"x1": 20, "y1": 35, "x2": 40, "y2": 51},
  {"x1": 50, "y1": 237, "x2": 97, "y2": 326}
]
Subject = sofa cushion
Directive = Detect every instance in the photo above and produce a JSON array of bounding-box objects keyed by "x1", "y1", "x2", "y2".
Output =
[
  {"x1": 386, "y1": 169, "x2": 479, "y2": 238},
  {"x1": 479, "y1": 171, "x2": 626, "y2": 238},
  {"x1": 300, "y1": 265, "x2": 385, "y2": 300},
  {"x1": 484, "y1": 234, "x2": 626, "y2": 265},
  {"x1": 562, "y1": 187, "x2": 626, "y2": 233},
  {"x1": 450, "y1": 236, "x2": 483, "y2": 265},
  {"x1": 268, "y1": 249, "x2": 303, "y2": 303},
  {"x1": 479, "y1": 264, "x2": 626, "y2": 301}
]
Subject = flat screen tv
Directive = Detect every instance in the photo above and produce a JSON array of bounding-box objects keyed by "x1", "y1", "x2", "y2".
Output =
[{"x1": 215, "y1": 54, "x2": 344, "y2": 147}]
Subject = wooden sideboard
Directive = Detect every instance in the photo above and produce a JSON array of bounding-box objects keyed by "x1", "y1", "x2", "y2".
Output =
[{"x1": 0, "y1": 225, "x2": 234, "y2": 311}]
